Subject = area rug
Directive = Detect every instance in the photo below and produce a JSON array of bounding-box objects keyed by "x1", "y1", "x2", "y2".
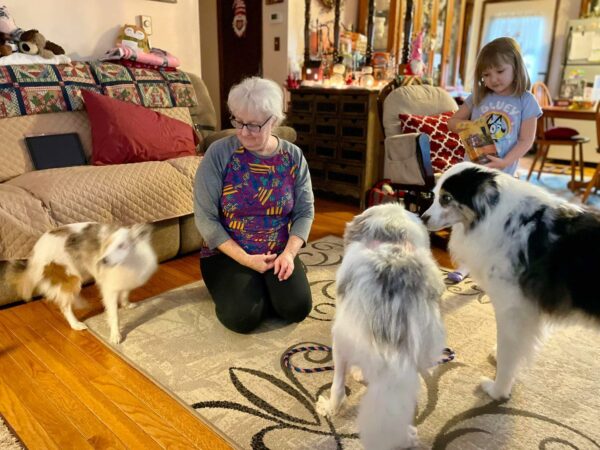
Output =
[
  {"x1": 0, "y1": 415, "x2": 24, "y2": 450},
  {"x1": 516, "y1": 169, "x2": 600, "y2": 209},
  {"x1": 85, "y1": 237, "x2": 600, "y2": 449}
]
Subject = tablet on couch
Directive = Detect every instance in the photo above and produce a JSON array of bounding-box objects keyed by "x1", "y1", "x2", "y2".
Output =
[{"x1": 25, "y1": 133, "x2": 87, "y2": 170}]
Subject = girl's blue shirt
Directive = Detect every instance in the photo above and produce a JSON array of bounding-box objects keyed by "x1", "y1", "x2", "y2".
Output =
[{"x1": 464, "y1": 91, "x2": 542, "y2": 175}]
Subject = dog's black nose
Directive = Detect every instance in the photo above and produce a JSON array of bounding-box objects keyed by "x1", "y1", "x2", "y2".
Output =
[{"x1": 101, "y1": 257, "x2": 109, "y2": 265}]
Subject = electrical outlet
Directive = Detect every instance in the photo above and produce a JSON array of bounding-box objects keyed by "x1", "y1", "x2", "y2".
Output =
[{"x1": 139, "y1": 15, "x2": 153, "y2": 36}]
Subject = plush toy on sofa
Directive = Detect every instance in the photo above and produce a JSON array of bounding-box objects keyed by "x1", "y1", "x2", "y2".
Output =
[
  {"x1": 0, "y1": 31, "x2": 14, "y2": 56},
  {"x1": 17, "y1": 29, "x2": 65, "y2": 58},
  {"x1": 0, "y1": 4, "x2": 20, "y2": 56}
]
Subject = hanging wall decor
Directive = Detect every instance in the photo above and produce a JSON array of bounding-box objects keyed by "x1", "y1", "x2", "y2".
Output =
[{"x1": 232, "y1": 0, "x2": 247, "y2": 38}]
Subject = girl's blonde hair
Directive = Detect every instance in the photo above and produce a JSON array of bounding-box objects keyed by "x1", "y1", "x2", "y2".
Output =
[{"x1": 472, "y1": 37, "x2": 530, "y2": 105}]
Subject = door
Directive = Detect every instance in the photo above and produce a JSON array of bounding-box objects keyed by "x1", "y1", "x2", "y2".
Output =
[{"x1": 217, "y1": 0, "x2": 263, "y2": 127}]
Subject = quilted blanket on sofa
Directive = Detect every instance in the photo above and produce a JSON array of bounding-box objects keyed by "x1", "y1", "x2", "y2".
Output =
[
  {"x1": 0, "y1": 156, "x2": 201, "y2": 260},
  {"x1": 0, "y1": 61, "x2": 197, "y2": 118}
]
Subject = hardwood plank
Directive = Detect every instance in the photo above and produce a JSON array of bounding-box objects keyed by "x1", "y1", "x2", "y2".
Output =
[
  {"x1": 0, "y1": 350, "x2": 93, "y2": 450},
  {"x1": 0, "y1": 320, "x2": 127, "y2": 449},
  {"x1": 0, "y1": 375, "x2": 60, "y2": 450},
  {"x1": 27, "y1": 300, "x2": 232, "y2": 449},
  {"x1": 2, "y1": 310, "x2": 165, "y2": 450}
]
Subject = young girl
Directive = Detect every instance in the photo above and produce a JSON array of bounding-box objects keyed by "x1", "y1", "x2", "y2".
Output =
[{"x1": 446, "y1": 36, "x2": 542, "y2": 283}]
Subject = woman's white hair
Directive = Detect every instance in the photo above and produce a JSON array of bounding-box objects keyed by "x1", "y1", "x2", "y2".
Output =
[{"x1": 227, "y1": 77, "x2": 285, "y2": 126}]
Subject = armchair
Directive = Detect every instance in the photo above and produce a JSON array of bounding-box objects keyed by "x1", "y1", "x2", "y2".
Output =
[{"x1": 377, "y1": 80, "x2": 459, "y2": 193}]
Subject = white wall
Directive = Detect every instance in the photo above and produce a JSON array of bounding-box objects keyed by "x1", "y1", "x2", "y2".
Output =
[{"x1": 2, "y1": 0, "x2": 201, "y2": 78}]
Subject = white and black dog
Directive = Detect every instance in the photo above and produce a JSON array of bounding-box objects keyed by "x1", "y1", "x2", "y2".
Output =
[
  {"x1": 317, "y1": 203, "x2": 446, "y2": 449},
  {"x1": 423, "y1": 162, "x2": 600, "y2": 400},
  {"x1": 9, "y1": 222, "x2": 158, "y2": 344}
]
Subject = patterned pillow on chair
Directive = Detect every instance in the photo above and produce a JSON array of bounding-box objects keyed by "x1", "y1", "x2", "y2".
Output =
[{"x1": 398, "y1": 111, "x2": 465, "y2": 173}]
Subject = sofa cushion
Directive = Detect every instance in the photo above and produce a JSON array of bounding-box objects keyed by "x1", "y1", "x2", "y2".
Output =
[
  {"x1": 82, "y1": 90, "x2": 199, "y2": 165},
  {"x1": 398, "y1": 111, "x2": 465, "y2": 174}
]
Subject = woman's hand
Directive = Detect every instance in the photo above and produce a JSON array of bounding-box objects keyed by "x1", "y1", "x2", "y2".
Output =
[
  {"x1": 274, "y1": 251, "x2": 295, "y2": 281},
  {"x1": 484, "y1": 155, "x2": 509, "y2": 170},
  {"x1": 244, "y1": 252, "x2": 277, "y2": 273}
]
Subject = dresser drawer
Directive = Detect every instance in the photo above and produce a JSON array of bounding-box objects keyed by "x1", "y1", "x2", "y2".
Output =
[
  {"x1": 326, "y1": 163, "x2": 363, "y2": 187},
  {"x1": 290, "y1": 93, "x2": 315, "y2": 113},
  {"x1": 287, "y1": 113, "x2": 313, "y2": 135},
  {"x1": 313, "y1": 139, "x2": 337, "y2": 161},
  {"x1": 338, "y1": 141, "x2": 366, "y2": 164},
  {"x1": 340, "y1": 118, "x2": 368, "y2": 141},
  {"x1": 339, "y1": 93, "x2": 369, "y2": 116},
  {"x1": 307, "y1": 159, "x2": 326, "y2": 188},
  {"x1": 314, "y1": 93, "x2": 339, "y2": 115},
  {"x1": 314, "y1": 116, "x2": 338, "y2": 138}
]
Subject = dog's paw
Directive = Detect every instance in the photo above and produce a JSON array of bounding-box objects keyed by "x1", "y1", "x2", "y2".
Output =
[
  {"x1": 109, "y1": 331, "x2": 122, "y2": 345},
  {"x1": 70, "y1": 321, "x2": 88, "y2": 331},
  {"x1": 480, "y1": 377, "x2": 511, "y2": 401},
  {"x1": 123, "y1": 301, "x2": 137, "y2": 310},
  {"x1": 316, "y1": 395, "x2": 344, "y2": 417},
  {"x1": 350, "y1": 366, "x2": 365, "y2": 383},
  {"x1": 405, "y1": 425, "x2": 419, "y2": 448}
]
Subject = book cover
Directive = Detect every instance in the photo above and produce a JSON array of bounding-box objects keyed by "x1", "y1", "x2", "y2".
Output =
[{"x1": 457, "y1": 117, "x2": 498, "y2": 164}]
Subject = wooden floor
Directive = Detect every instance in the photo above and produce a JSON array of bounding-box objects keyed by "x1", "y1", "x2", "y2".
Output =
[{"x1": 0, "y1": 198, "x2": 452, "y2": 449}]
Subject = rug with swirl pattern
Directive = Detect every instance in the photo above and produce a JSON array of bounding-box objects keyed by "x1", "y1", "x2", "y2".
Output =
[{"x1": 85, "y1": 237, "x2": 600, "y2": 449}]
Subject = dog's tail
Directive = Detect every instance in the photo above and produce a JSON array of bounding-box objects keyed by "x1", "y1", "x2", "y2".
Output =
[
  {"x1": 6, "y1": 259, "x2": 36, "y2": 301},
  {"x1": 340, "y1": 242, "x2": 446, "y2": 367}
]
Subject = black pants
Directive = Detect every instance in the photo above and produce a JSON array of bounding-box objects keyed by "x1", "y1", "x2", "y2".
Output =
[{"x1": 200, "y1": 253, "x2": 312, "y2": 334}]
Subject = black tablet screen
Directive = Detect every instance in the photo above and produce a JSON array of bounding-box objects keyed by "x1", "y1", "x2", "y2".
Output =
[{"x1": 25, "y1": 133, "x2": 87, "y2": 170}]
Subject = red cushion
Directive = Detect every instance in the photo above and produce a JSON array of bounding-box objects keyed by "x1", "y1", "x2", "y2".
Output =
[
  {"x1": 544, "y1": 126, "x2": 579, "y2": 140},
  {"x1": 82, "y1": 90, "x2": 198, "y2": 165},
  {"x1": 398, "y1": 111, "x2": 465, "y2": 174}
]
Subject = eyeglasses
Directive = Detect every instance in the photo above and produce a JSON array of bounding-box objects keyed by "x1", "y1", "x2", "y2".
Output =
[{"x1": 230, "y1": 116, "x2": 272, "y2": 134}]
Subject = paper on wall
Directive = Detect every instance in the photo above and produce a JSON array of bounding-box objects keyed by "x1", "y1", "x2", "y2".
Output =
[{"x1": 569, "y1": 31, "x2": 593, "y2": 61}]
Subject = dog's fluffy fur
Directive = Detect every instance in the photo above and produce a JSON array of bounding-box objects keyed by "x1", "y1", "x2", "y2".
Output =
[
  {"x1": 316, "y1": 203, "x2": 446, "y2": 449},
  {"x1": 8, "y1": 222, "x2": 157, "y2": 344},
  {"x1": 423, "y1": 162, "x2": 600, "y2": 400}
]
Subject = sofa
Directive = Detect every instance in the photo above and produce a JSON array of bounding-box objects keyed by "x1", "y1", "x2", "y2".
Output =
[{"x1": 0, "y1": 62, "x2": 295, "y2": 306}]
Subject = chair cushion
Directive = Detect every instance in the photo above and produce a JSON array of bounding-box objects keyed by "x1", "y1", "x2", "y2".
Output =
[
  {"x1": 82, "y1": 90, "x2": 199, "y2": 165},
  {"x1": 544, "y1": 127, "x2": 580, "y2": 140},
  {"x1": 398, "y1": 111, "x2": 465, "y2": 173}
]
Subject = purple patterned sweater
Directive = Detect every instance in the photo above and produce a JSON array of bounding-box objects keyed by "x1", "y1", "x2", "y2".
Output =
[{"x1": 194, "y1": 135, "x2": 314, "y2": 258}]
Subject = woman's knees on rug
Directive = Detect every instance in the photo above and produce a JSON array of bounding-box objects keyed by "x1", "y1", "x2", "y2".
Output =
[{"x1": 215, "y1": 299, "x2": 265, "y2": 334}]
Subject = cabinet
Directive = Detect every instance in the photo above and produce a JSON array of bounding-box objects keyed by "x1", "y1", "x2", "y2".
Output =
[{"x1": 286, "y1": 88, "x2": 382, "y2": 206}]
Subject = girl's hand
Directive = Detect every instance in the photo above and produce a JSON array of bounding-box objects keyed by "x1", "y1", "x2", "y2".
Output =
[
  {"x1": 244, "y1": 252, "x2": 277, "y2": 273},
  {"x1": 274, "y1": 251, "x2": 295, "y2": 281},
  {"x1": 456, "y1": 120, "x2": 474, "y2": 130},
  {"x1": 484, "y1": 155, "x2": 508, "y2": 170}
]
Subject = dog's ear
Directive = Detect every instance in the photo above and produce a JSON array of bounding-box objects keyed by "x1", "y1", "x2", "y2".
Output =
[
  {"x1": 472, "y1": 177, "x2": 500, "y2": 219},
  {"x1": 131, "y1": 223, "x2": 153, "y2": 241}
]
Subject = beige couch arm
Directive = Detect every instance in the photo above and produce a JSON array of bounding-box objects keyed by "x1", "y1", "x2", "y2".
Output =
[
  {"x1": 384, "y1": 133, "x2": 427, "y2": 186},
  {"x1": 203, "y1": 125, "x2": 297, "y2": 150}
]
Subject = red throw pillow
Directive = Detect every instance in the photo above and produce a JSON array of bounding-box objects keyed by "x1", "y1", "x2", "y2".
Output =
[
  {"x1": 544, "y1": 127, "x2": 579, "y2": 140},
  {"x1": 398, "y1": 111, "x2": 465, "y2": 174},
  {"x1": 82, "y1": 89, "x2": 198, "y2": 165}
]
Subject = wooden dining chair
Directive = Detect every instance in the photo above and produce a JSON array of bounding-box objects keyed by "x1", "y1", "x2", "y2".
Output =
[
  {"x1": 526, "y1": 81, "x2": 588, "y2": 185},
  {"x1": 582, "y1": 104, "x2": 600, "y2": 203}
]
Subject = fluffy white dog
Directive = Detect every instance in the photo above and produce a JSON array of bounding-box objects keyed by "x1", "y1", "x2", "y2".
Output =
[
  {"x1": 422, "y1": 162, "x2": 600, "y2": 400},
  {"x1": 9, "y1": 222, "x2": 157, "y2": 344},
  {"x1": 316, "y1": 203, "x2": 446, "y2": 450}
]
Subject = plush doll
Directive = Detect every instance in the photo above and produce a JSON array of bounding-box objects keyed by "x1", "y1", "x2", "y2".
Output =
[
  {"x1": 116, "y1": 24, "x2": 150, "y2": 52},
  {"x1": 0, "y1": 31, "x2": 13, "y2": 56},
  {"x1": 17, "y1": 29, "x2": 65, "y2": 58},
  {"x1": 0, "y1": 4, "x2": 21, "y2": 56}
]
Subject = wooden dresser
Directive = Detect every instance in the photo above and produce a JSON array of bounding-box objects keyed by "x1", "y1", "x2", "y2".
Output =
[{"x1": 286, "y1": 87, "x2": 382, "y2": 206}]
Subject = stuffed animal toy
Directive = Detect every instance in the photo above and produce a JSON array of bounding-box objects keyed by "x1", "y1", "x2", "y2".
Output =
[
  {"x1": 17, "y1": 29, "x2": 65, "y2": 58},
  {"x1": 0, "y1": 4, "x2": 21, "y2": 56},
  {"x1": 0, "y1": 31, "x2": 14, "y2": 56},
  {"x1": 116, "y1": 24, "x2": 150, "y2": 52}
]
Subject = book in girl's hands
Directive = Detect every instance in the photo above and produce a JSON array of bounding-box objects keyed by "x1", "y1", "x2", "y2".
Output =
[{"x1": 457, "y1": 117, "x2": 498, "y2": 164}]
